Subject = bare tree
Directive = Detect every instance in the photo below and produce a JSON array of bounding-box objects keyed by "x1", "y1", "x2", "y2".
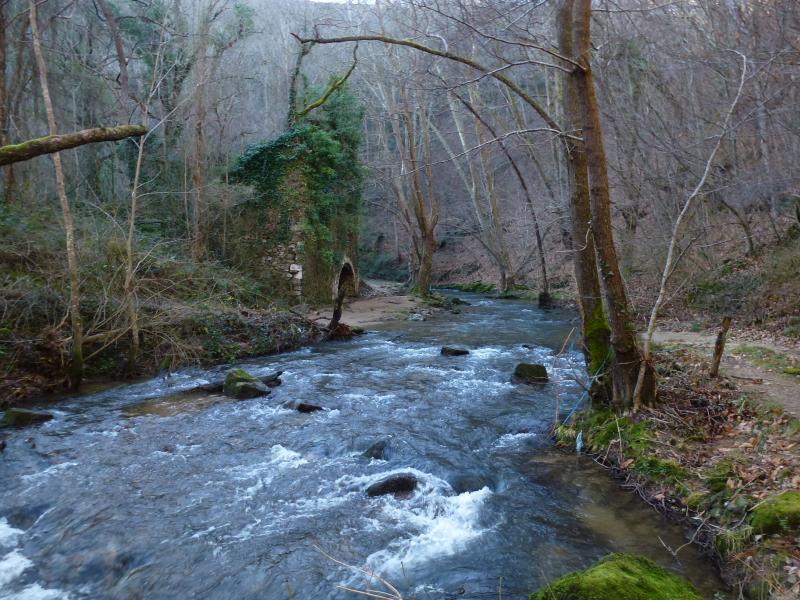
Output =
[{"x1": 28, "y1": 0, "x2": 83, "y2": 388}]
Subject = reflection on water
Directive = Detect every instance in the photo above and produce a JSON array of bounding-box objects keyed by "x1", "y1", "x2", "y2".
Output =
[{"x1": 0, "y1": 293, "x2": 726, "y2": 598}]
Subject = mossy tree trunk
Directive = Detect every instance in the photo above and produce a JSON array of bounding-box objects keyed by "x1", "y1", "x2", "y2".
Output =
[
  {"x1": 571, "y1": 0, "x2": 655, "y2": 409},
  {"x1": 0, "y1": 125, "x2": 147, "y2": 167},
  {"x1": 558, "y1": 0, "x2": 612, "y2": 400}
]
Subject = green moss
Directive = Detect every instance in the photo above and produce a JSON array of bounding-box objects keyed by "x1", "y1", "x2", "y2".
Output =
[
  {"x1": 683, "y1": 491, "x2": 707, "y2": 510},
  {"x1": 441, "y1": 281, "x2": 496, "y2": 294},
  {"x1": 750, "y1": 491, "x2": 800, "y2": 534},
  {"x1": 714, "y1": 526, "x2": 753, "y2": 556},
  {"x1": 578, "y1": 410, "x2": 651, "y2": 456},
  {"x1": 584, "y1": 303, "x2": 611, "y2": 377},
  {"x1": 632, "y1": 456, "x2": 687, "y2": 484},
  {"x1": 529, "y1": 553, "x2": 702, "y2": 600}
]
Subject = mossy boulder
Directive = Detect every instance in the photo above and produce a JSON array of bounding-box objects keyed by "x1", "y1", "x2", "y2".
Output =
[
  {"x1": 1, "y1": 408, "x2": 54, "y2": 428},
  {"x1": 750, "y1": 491, "x2": 800, "y2": 534},
  {"x1": 513, "y1": 363, "x2": 549, "y2": 384},
  {"x1": 222, "y1": 368, "x2": 270, "y2": 400},
  {"x1": 529, "y1": 553, "x2": 702, "y2": 600}
]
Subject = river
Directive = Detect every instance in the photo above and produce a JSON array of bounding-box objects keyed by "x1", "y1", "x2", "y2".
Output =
[{"x1": 0, "y1": 293, "x2": 726, "y2": 599}]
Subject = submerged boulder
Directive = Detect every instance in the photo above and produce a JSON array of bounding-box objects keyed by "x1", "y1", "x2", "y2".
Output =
[
  {"x1": 513, "y1": 363, "x2": 548, "y2": 384},
  {"x1": 222, "y1": 368, "x2": 270, "y2": 400},
  {"x1": 528, "y1": 553, "x2": 702, "y2": 600},
  {"x1": 366, "y1": 473, "x2": 418, "y2": 498},
  {"x1": 750, "y1": 491, "x2": 800, "y2": 534},
  {"x1": 363, "y1": 440, "x2": 389, "y2": 460},
  {"x1": 296, "y1": 403, "x2": 323, "y2": 414},
  {"x1": 441, "y1": 346, "x2": 469, "y2": 357},
  {"x1": 1, "y1": 408, "x2": 54, "y2": 428},
  {"x1": 262, "y1": 371, "x2": 283, "y2": 388}
]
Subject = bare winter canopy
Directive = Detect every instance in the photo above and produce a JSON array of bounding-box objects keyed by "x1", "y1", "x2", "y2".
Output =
[{"x1": 0, "y1": 0, "x2": 797, "y2": 405}]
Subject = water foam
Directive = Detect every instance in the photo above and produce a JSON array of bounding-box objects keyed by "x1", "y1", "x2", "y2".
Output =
[
  {"x1": 0, "y1": 584, "x2": 68, "y2": 600},
  {"x1": 0, "y1": 519, "x2": 23, "y2": 549},
  {"x1": 338, "y1": 468, "x2": 492, "y2": 575},
  {"x1": 0, "y1": 550, "x2": 33, "y2": 587},
  {"x1": 21, "y1": 462, "x2": 78, "y2": 483},
  {"x1": 493, "y1": 431, "x2": 538, "y2": 448},
  {"x1": 229, "y1": 445, "x2": 308, "y2": 500},
  {"x1": 367, "y1": 486, "x2": 492, "y2": 574}
]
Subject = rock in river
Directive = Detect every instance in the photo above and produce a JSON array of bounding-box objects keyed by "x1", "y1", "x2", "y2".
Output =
[
  {"x1": 363, "y1": 440, "x2": 388, "y2": 460},
  {"x1": 366, "y1": 473, "x2": 418, "y2": 498},
  {"x1": 512, "y1": 363, "x2": 549, "y2": 384},
  {"x1": 1, "y1": 408, "x2": 54, "y2": 428},
  {"x1": 441, "y1": 346, "x2": 469, "y2": 356},
  {"x1": 222, "y1": 368, "x2": 270, "y2": 400}
]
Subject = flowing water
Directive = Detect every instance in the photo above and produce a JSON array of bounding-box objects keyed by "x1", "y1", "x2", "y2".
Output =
[{"x1": 1, "y1": 294, "x2": 727, "y2": 599}]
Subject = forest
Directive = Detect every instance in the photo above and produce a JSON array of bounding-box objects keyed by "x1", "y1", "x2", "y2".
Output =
[{"x1": 0, "y1": 0, "x2": 799, "y2": 599}]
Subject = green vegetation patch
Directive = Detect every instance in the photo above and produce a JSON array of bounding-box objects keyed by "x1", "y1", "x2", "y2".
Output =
[
  {"x1": 558, "y1": 409, "x2": 686, "y2": 485},
  {"x1": 750, "y1": 491, "x2": 800, "y2": 534},
  {"x1": 733, "y1": 345, "x2": 800, "y2": 376},
  {"x1": 441, "y1": 281, "x2": 497, "y2": 294},
  {"x1": 529, "y1": 553, "x2": 702, "y2": 600}
]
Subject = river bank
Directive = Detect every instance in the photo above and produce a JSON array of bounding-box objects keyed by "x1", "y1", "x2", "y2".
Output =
[
  {"x1": 0, "y1": 280, "x2": 443, "y2": 409},
  {"x1": 557, "y1": 344, "x2": 800, "y2": 599}
]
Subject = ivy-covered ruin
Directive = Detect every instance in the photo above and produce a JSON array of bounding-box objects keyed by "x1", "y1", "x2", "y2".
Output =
[{"x1": 227, "y1": 85, "x2": 363, "y2": 304}]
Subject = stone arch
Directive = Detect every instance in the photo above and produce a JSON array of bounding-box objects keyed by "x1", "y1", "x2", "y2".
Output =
[
  {"x1": 328, "y1": 258, "x2": 358, "y2": 331},
  {"x1": 333, "y1": 259, "x2": 357, "y2": 300}
]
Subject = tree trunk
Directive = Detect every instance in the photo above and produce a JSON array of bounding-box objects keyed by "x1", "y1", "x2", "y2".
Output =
[
  {"x1": 0, "y1": 3, "x2": 7, "y2": 176},
  {"x1": 558, "y1": 0, "x2": 612, "y2": 400},
  {"x1": 3, "y1": 18, "x2": 28, "y2": 203},
  {"x1": 572, "y1": 0, "x2": 654, "y2": 408},
  {"x1": 29, "y1": 0, "x2": 84, "y2": 389},
  {"x1": 96, "y1": 0, "x2": 130, "y2": 119},
  {"x1": 710, "y1": 317, "x2": 732, "y2": 378},
  {"x1": 418, "y1": 230, "x2": 435, "y2": 295}
]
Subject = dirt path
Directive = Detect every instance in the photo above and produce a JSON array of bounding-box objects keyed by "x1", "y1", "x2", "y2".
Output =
[
  {"x1": 652, "y1": 330, "x2": 800, "y2": 420},
  {"x1": 306, "y1": 279, "x2": 429, "y2": 328}
]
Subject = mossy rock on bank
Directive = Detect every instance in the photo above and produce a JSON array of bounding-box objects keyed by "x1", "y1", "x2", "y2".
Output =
[
  {"x1": 750, "y1": 491, "x2": 800, "y2": 534},
  {"x1": 513, "y1": 363, "x2": 549, "y2": 384},
  {"x1": 0, "y1": 408, "x2": 54, "y2": 428},
  {"x1": 529, "y1": 553, "x2": 701, "y2": 600},
  {"x1": 223, "y1": 368, "x2": 270, "y2": 400}
]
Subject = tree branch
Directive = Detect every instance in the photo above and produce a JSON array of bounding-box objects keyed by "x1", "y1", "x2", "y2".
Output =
[
  {"x1": 0, "y1": 124, "x2": 147, "y2": 166},
  {"x1": 290, "y1": 32, "x2": 562, "y2": 132},
  {"x1": 296, "y1": 42, "x2": 358, "y2": 119}
]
